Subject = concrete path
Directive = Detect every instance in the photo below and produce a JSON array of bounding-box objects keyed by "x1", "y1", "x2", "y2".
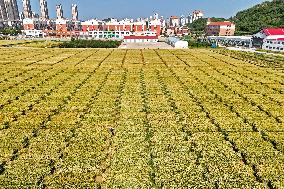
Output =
[{"x1": 226, "y1": 47, "x2": 284, "y2": 57}]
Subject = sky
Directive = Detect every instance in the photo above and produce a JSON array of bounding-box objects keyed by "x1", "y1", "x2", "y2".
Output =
[{"x1": 17, "y1": 0, "x2": 268, "y2": 20}]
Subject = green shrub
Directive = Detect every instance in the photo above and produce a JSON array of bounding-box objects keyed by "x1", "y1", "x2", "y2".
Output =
[{"x1": 59, "y1": 39, "x2": 122, "y2": 48}]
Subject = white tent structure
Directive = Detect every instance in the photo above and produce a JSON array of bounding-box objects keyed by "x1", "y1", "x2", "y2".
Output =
[{"x1": 167, "y1": 37, "x2": 188, "y2": 49}]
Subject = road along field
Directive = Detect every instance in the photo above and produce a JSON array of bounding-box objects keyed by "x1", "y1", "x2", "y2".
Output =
[{"x1": 0, "y1": 48, "x2": 284, "y2": 188}]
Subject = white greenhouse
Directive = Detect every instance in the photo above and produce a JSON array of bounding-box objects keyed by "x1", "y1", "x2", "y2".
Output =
[{"x1": 167, "y1": 37, "x2": 188, "y2": 49}]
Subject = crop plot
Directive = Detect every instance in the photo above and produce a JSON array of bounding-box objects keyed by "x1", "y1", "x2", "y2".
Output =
[{"x1": 0, "y1": 48, "x2": 283, "y2": 188}]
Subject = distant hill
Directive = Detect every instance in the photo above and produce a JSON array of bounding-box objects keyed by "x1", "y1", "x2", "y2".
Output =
[
  {"x1": 188, "y1": 0, "x2": 284, "y2": 36},
  {"x1": 232, "y1": 0, "x2": 284, "y2": 35}
]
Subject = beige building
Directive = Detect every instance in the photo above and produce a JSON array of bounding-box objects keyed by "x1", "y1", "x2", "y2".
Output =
[{"x1": 206, "y1": 21, "x2": 235, "y2": 36}]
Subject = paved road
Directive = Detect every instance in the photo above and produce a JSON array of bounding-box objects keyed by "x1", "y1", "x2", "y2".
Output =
[{"x1": 226, "y1": 47, "x2": 284, "y2": 57}]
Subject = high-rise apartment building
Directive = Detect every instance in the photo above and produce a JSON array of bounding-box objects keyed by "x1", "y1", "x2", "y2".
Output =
[
  {"x1": 56, "y1": 4, "x2": 63, "y2": 19},
  {"x1": 40, "y1": 0, "x2": 48, "y2": 19},
  {"x1": 71, "y1": 4, "x2": 78, "y2": 20},
  {"x1": 0, "y1": 0, "x2": 7, "y2": 20},
  {"x1": 22, "y1": 0, "x2": 32, "y2": 18},
  {"x1": 4, "y1": 0, "x2": 19, "y2": 21}
]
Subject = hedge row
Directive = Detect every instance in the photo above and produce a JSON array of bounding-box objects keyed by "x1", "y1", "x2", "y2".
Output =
[{"x1": 59, "y1": 39, "x2": 122, "y2": 48}]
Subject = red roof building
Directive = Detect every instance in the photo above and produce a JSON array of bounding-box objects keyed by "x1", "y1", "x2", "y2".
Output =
[
  {"x1": 256, "y1": 28, "x2": 284, "y2": 52},
  {"x1": 206, "y1": 21, "x2": 235, "y2": 36},
  {"x1": 263, "y1": 28, "x2": 284, "y2": 36}
]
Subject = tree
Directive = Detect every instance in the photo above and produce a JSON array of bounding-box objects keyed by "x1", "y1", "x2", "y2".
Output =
[
  {"x1": 232, "y1": 0, "x2": 284, "y2": 34},
  {"x1": 187, "y1": 17, "x2": 227, "y2": 36}
]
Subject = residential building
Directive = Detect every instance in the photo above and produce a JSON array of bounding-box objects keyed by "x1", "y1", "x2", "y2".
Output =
[
  {"x1": 160, "y1": 16, "x2": 166, "y2": 28},
  {"x1": 40, "y1": 0, "x2": 49, "y2": 19},
  {"x1": 149, "y1": 19, "x2": 161, "y2": 35},
  {"x1": 170, "y1": 16, "x2": 179, "y2": 27},
  {"x1": 31, "y1": 11, "x2": 39, "y2": 18},
  {"x1": 166, "y1": 27, "x2": 175, "y2": 36},
  {"x1": 71, "y1": 4, "x2": 78, "y2": 21},
  {"x1": 4, "y1": 0, "x2": 19, "y2": 21},
  {"x1": 0, "y1": 0, "x2": 7, "y2": 20},
  {"x1": 179, "y1": 15, "x2": 187, "y2": 26},
  {"x1": 21, "y1": 11, "x2": 163, "y2": 39},
  {"x1": 22, "y1": 0, "x2": 32, "y2": 18},
  {"x1": 23, "y1": 17, "x2": 39, "y2": 30},
  {"x1": 56, "y1": 4, "x2": 63, "y2": 19},
  {"x1": 176, "y1": 26, "x2": 190, "y2": 36},
  {"x1": 153, "y1": 13, "x2": 159, "y2": 20},
  {"x1": 188, "y1": 10, "x2": 204, "y2": 23},
  {"x1": 56, "y1": 19, "x2": 69, "y2": 32},
  {"x1": 206, "y1": 20, "x2": 235, "y2": 36},
  {"x1": 81, "y1": 19, "x2": 161, "y2": 36},
  {"x1": 81, "y1": 19, "x2": 103, "y2": 31}
]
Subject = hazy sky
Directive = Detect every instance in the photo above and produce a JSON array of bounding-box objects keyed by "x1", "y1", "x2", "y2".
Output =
[{"x1": 17, "y1": 0, "x2": 267, "y2": 20}]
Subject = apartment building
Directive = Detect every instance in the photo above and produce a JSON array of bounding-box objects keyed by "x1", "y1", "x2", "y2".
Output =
[
  {"x1": 169, "y1": 16, "x2": 179, "y2": 27},
  {"x1": 3, "y1": 0, "x2": 19, "y2": 21},
  {"x1": 188, "y1": 10, "x2": 204, "y2": 24},
  {"x1": 39, "y1": 0, "x2": 49, "y2": 19},
  {"x1": 206, "y1": 21, "x2": 235, "y2": 36},
  {"x1": 0, "y1": 0, "x2": 7, "y2": 20},
  {"x1": 81, "y1": 19, "x2": 161, "y2": 36},
  {"x1": 22, "y1": 0, "x2": 32, "y2": 18}
]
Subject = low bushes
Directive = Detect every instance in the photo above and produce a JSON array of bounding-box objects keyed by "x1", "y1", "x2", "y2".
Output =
[{"x1": 59, "y1": 39, "x2": 122, "y2": 48}]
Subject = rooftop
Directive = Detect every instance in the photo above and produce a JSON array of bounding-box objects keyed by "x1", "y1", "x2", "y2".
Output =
[
  {"x1": 170, "y1": 16, "x2": 179, "y2": 19},
  {"x1": 263, "y1": 28, "x2": 284, "y2": 36},
  {"x1": 207, "y1": 21, "x2": 234, "y2": 26},
  {"x1": 124, "y1": 35, "x2": 158, "y2": 39}
]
